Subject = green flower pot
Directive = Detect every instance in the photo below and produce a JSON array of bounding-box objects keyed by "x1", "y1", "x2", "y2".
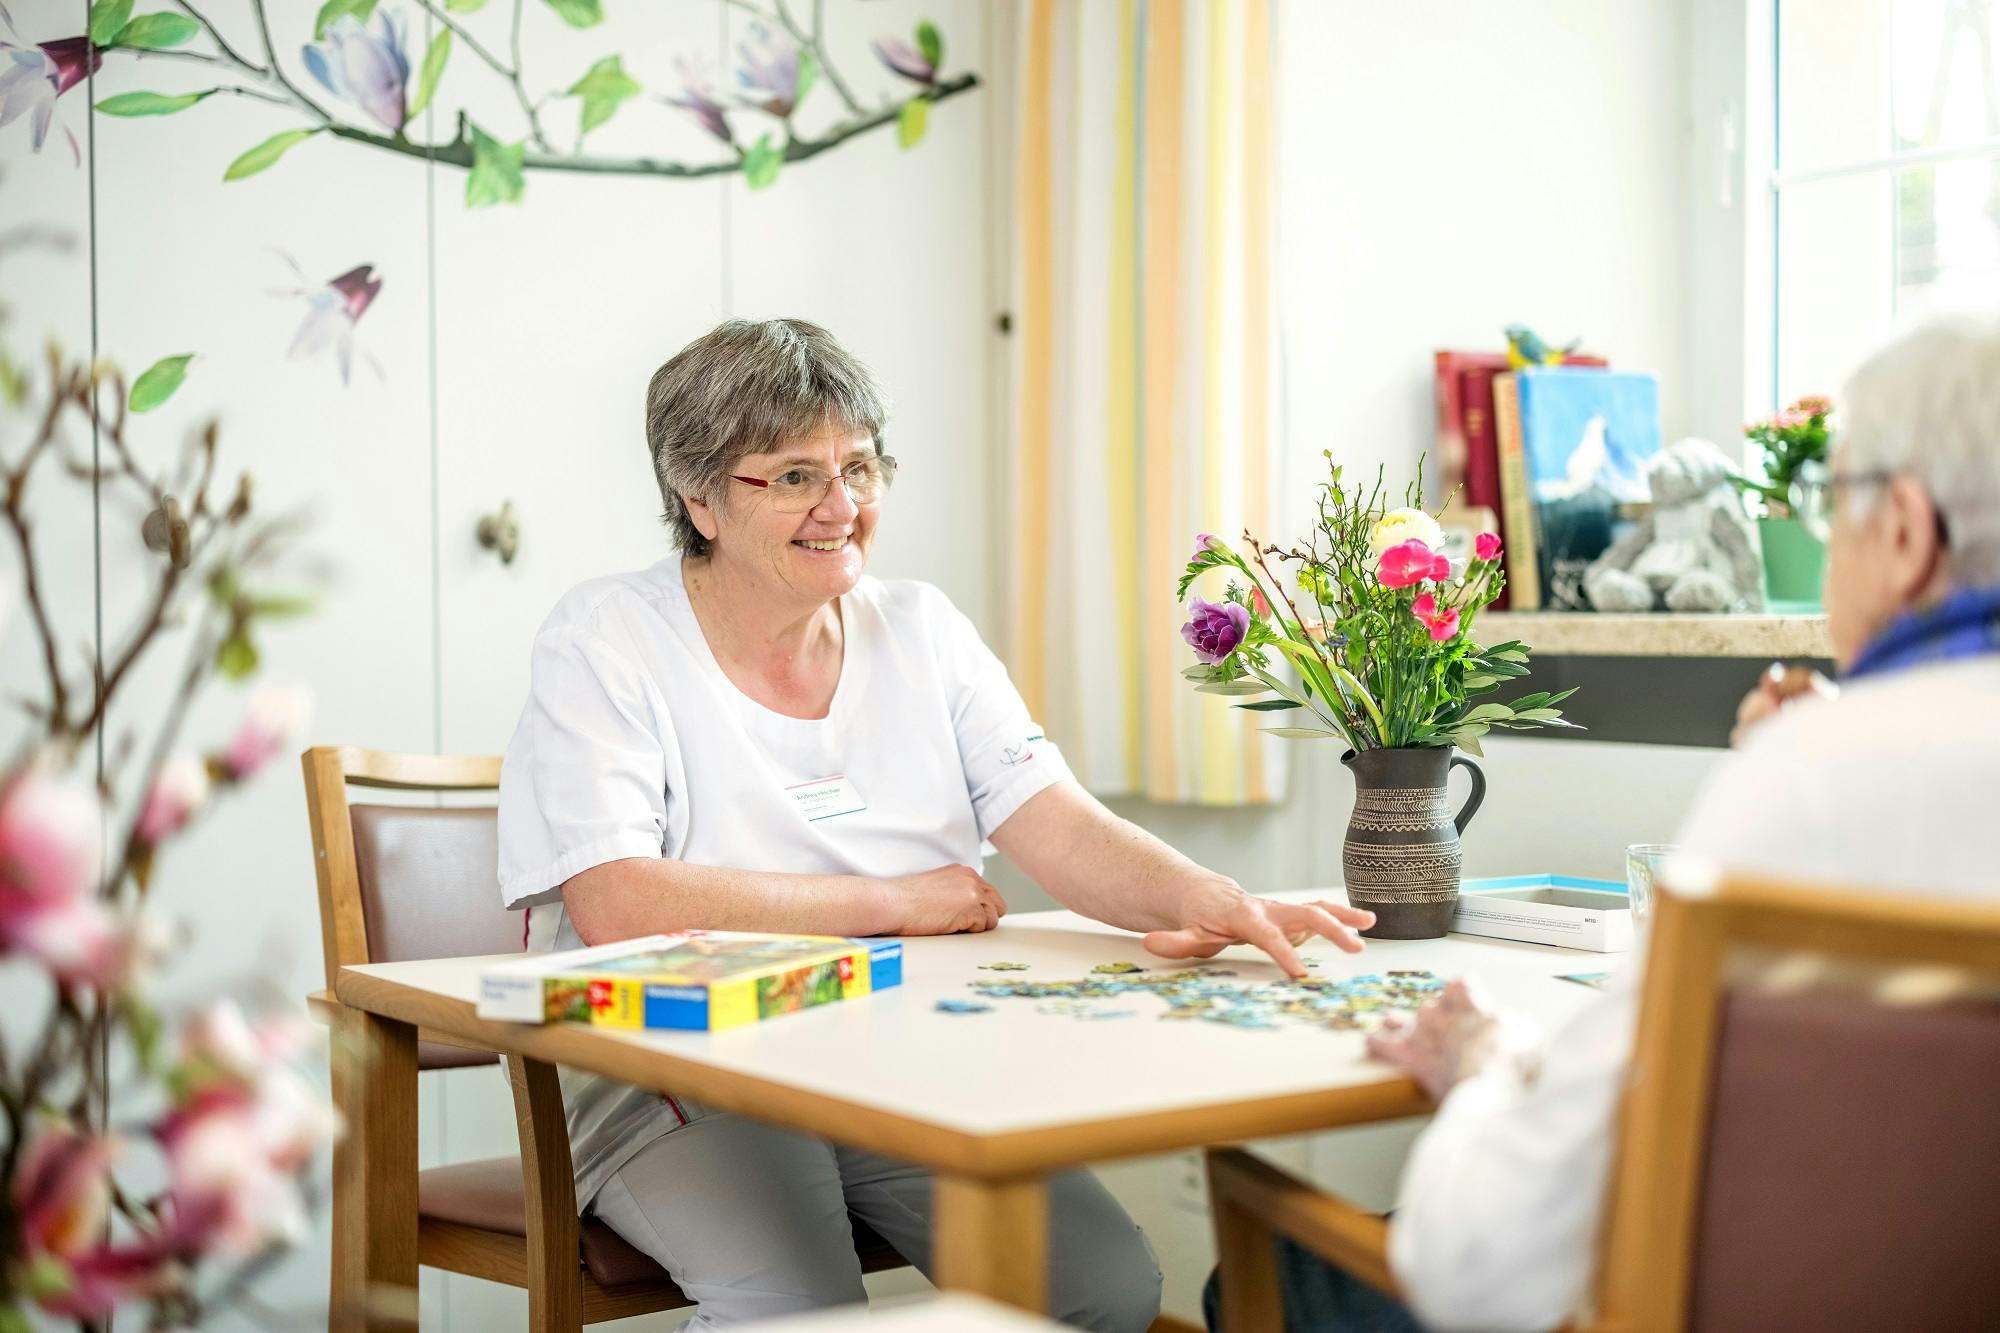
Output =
[{"x1": 1759, "y1": 516, "x2": 1826, "y2": 612}]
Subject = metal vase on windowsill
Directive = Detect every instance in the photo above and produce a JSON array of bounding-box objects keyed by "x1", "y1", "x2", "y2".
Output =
[{"x1": 1341, "y1": 746, "x2": 1486, "y2": 940}]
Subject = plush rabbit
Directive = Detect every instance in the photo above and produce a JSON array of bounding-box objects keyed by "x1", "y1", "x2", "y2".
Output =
[{"x1": 1583, "y1": 438, "x2": 1765, "y2": 614}]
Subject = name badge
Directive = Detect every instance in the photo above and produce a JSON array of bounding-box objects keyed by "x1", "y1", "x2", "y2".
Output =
[{"x1": 787, "y1": 773, "x2": 867, "y2": 822}]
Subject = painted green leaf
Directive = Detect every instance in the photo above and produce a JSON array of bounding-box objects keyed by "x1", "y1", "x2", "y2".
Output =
[
  {"x1": 466, "y1": 122, "x2": 525, "y2": 207},
  {"x1": 916, "y1": 19, "x2": 943, "y2": 72},
  {"x1": 215, "y1": 630, "x2": 259, "y2": 680},
  {"x1": 223, "y1": 128, "x2": 320, "y2": 181},
  {"x1": 794, "y1": 46, "x2": 818, "y2": 108},
  {"x1": 568, "y1": 54, "x2": 641, "y2": 136},
  {"x1": 110, "y1": 12, "x2": 200, "y2": 49},
  {"x1": 129, "y1": 353, "x2": 193, "y2": 413},
  {"x1": 314, "y1": 0, "x2": 378, "y2": 39},
  {"x1": 896, "y1": 97, "x2": 928, "y2": 149},
  {"x1": 406, "y1": 29, "x2": 451, "y2": 120},
  {"x1": 741, "y1": 134, "x2": 783, "y2": 190},
  {"x1": 89, "y1": 0, "x2": 134, "y2": 45},
  {"x1": 543, "y1": 0, "x2": 603, "y2": 28},
  {"x1": 96, "y1": 89, "x2": 216, "y2": 117},
  {"x1": 446, "y1": 0, "x2": 488, "y2": 9}
]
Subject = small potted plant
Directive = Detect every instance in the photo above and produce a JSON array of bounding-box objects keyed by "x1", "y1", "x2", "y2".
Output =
[
  {"x1": 1178, "y1": 457, "x2": 1581, "y2": 939},
  {"x1": 1735, "y1": 396, "x2": 1832, "y2": 610}
]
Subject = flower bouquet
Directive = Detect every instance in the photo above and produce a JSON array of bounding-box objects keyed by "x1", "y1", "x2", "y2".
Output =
[
  {"x1": 1177, "y1": 458, "x2": 1581, "y2": 937},
  {"x1": 1733, "y1": 395, "x2": 1833, "y2": 608}
]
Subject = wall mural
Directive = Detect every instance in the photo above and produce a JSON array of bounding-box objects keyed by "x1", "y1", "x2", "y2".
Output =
[{"x1": 2, "y1": 0, "x2": 977, "y2": 201}]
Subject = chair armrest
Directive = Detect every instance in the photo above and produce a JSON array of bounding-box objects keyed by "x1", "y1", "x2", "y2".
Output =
[{"x1": 1206, "y1": 1147, "x2": 1401, "y2": 1322}]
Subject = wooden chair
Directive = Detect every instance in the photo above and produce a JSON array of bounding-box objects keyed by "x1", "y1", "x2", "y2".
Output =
[
  {"x1": 1205, "y1": 874, "x2": 2000, "y2": 1332},
  {"x1": 303, "y1": 745, "x2": 908, "y2": 1330}
]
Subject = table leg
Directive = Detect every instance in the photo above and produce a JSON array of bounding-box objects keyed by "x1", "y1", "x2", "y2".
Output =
[
  {"x1": 330, "y1": 1004, "x2": 419, "y2": 1330},
  {"x1": 932, "y1": 1173, "x2": 1049, "y2": 1313}
]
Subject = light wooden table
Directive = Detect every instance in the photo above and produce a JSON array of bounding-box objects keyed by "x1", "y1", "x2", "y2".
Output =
[{"x1": 329, "y1": 891, "x2": 1608, "y2": 1316}]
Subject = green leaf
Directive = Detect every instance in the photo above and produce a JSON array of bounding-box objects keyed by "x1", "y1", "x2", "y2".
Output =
[
  {"x1": 207, "y1": 564, "x2": 240, "y2": 608},
  {"x1": 96, "y1": 89, "x2": 216, "y2": 116},
  {"x1": 1459, "y1": 702, "x2": 1514, "y2": 725},
  {"x1": 543, "y1": 0, "x2": 603, "y2": 27},
  {"x1": 1262, "y1": 726, "x2": 1343, "y2": 740},
  {"x1": 916, "y1": 19, "x2": 944, "y2": 71},
  {"x1": 89, "y1": 0, "x2": 134, "y2": 45},
  {"x1": 249, "y1": 593, "x2": 316, "y2": 619},
  {"x1": 896, "y1": 96, "x2": 929, "y2": 148},
  {"x1": 215, "y1": 630, "x2": 259, "y2": 679},
  {"x1": 314, "y1": 0, "x2": 378, "y2": 38},
  {"x1": 406, "y1": 29, "x2": 451, "y2": 120},
  {"x1": 223, "y1": 127, "x2": 320, "y2": 181},
  {"x1": 129, "y1": 354, "x2": 193, "y2": 413},
  {"x1": 741, "y1": 134, "x2": 783, "y2": 190},
  {"x1": 1460, "y1": 673, "x2": 1501, "y2": 691},
  {"x1": 121, "y1": 996, "x2": 163, "y2": 1072},
  {"x1": 794, "y1": 45, "x2": 818, "y2": 109},
  {"x1": 446, "y1": 0, "x2": 487, "y2": 9},
  {"x1": 1450, "y1": 730, "x2": 1486, "y2": 758},
  {"x1": 0, "y1": 345, "x2": 25, "y2": 408},
  {"x1": 465, "y1": 121, "x2": 526, "y2": 207},
  {"x1": 110, "y1": 12, "x2": 200, "y2": 49},
  {"x1": 1195, "y1": 681, "x2": 1271, "y2": 697},
  {"x1": 568, "y1": 54, "x2": 641, "y2": 135},
  {"x1": 1234, "y1": 699, "x2": 1303, "y2": 712}
]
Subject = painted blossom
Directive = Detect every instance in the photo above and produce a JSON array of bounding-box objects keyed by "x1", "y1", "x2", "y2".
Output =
[
  {"x1": 735, "y1": 23, "x2": 804, "y2": 117},
  {"x1": 136, "y1": 752, "x2": 210, "y2": 846},
  {"x1": 1180, "y1": 596, "x2": 1250, "y2": 664},
  {"x1": 1474, "y1": 531, "x2": 1503, "y2": 562},
  {"x1": 301, "y1": 11, "x2": 409, "y2": 133},
  {"x1": 0, "y1": 26, "x2": 100, "y2": 165},
  {"x1": 1411, "y1": 591, "x2": 1461, "y2": 642},
  {"x1": 221, "y1": 684, "x2": 314, "y2": 780},
  {"x1": 665, "y1": 57, "x2": 732, "y2": 144},
  {"x1": 872, "y1": 34, "x2": 936, "y2": 85},
  {"x1": 278, "y1": 257, "x2": 383, "y2": 386},
  {"x1": 1375, "y1": 539, "x2": 1450, "y2": 589},
  {"x1": 1368, "y1": 506, "x2": 1444, "y2": 557}
]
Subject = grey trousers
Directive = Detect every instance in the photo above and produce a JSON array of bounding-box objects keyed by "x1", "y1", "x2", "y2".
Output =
[{"x1": 590, "y1": 1097, "x2": 1162, "y2": 1330}]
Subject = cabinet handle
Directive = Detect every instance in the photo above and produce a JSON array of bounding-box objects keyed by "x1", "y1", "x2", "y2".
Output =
[{"x1": 476, "y1": 500, "x2": 520, "y2": 566}]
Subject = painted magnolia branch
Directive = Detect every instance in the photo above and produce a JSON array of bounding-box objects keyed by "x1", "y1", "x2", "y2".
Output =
[{"x1": 137, "y1": 0, "x2": 979, "y2": 193}]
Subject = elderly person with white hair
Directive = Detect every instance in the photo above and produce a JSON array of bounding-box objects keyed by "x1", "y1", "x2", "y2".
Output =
[
  {"x1": 1208, "y1": 313, "x2": 2000, "y2": 1332},
  {"x1": 497, "y1": 318, "x2": 1376, "y2": 1330}
]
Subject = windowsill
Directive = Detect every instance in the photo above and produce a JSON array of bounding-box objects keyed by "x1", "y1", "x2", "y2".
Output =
[{"x1": 1477, "y1": 611, "x2": 1831, "y2": 659}]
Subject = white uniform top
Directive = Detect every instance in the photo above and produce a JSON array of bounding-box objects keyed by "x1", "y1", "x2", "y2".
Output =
[
  {"x1": 496, "y1": 555, "x2": 1071, "y2": 1205},
  {"x1": 1386, "y1": 656, "x2": 2000, "y2": 1332}
]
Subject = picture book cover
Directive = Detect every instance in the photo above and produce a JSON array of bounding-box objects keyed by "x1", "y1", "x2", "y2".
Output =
[
  {"x1": 479, "y1": 931, "x2": 905, "y2": 1032},
  {"x1": 1513, "y1": 368, "x2": 1662, "y2": 610}
]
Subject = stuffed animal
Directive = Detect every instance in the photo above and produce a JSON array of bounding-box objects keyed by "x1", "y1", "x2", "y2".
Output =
[{"x1": 1583, "y1": 438, "x2": 1765, "y2": 614}]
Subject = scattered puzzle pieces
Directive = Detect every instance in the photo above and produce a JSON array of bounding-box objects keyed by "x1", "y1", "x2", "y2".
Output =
[
  {"x1": 1090, "y1": 961, "x2": 1146, "y2": 975},
  {"x1": 935, "y1": 999, "x2": 993, "y2": 1014},
  {"x1": 979, "y1": 962, "x2": 1031, "y2": 971},
  {"x1": 969, "y1": 967, "x2": 1446, "y2": 1034}
]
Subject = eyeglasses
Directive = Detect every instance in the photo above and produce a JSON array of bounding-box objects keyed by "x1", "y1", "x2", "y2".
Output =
[
  {"x1": 729, "y1": 454, "x2": 899, "y2": 513},
  {"x1": 1789, "y1": 460, "x2": 1950, "y2": 545}
]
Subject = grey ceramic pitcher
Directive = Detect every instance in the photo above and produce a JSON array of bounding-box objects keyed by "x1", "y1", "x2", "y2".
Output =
[{"x1": 1340, "y1": 746, "x2": 1486, "y2": 939}]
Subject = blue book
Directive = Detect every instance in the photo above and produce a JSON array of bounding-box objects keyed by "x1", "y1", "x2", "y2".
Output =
[{"x1": 1515, "y1": 368, "x2": 1663, "y2": 608}]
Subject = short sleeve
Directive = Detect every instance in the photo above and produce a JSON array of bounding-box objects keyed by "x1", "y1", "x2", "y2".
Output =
[
  {"x1": 498, "y1": 628, "x2": 673, "y2": 909},
  {"x1": 926, "y1": 590, "x2": 1076, "y2": 841}
]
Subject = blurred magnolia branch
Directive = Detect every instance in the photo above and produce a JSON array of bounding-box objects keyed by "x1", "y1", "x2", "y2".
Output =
[{"x1": 72, "y1": 0, "x2": 981, "y2": 200}]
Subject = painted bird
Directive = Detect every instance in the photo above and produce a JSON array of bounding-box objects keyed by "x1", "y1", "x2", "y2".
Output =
[{"x1": 1504, "y1": 323, "x2": 1583, "y2": 369}]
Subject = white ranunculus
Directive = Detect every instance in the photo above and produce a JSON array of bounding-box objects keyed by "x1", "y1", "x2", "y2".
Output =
[{"x1": 1368, "y1": 507, "x2": 1445, "y2": 556}]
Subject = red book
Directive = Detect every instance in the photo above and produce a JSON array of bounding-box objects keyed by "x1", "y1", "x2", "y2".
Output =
[{"x1": 1434, "y1": 350, "x2": 1607, "y2": 610}]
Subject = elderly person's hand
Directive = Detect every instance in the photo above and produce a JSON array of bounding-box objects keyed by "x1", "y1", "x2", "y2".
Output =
[
  {"x1": 1365, "y1": 978, "x2": 1540, "y2": 1101},
  {"x1": 1141, "y1": 875, "x2": 1375, "y2": 977},
  {"x1": 1730, "y1": 662, "x2": 1838, "y2": 747}
]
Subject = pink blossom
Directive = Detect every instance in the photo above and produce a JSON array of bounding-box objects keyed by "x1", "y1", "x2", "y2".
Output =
[
  {"x1": 12, "y1": 1122, "x2": 174, "y2": 1316},
  {"x1": 1248, "y1": 584, "x2": 1272, "y2": 618},
  {"x1": 1376, "y1": 539, "x2": 1450, "y2": 589},
  {"x1": 1474, "y1": 531, "x2": 1503, "y2": 562},
  {"x1": 1411, "y1": 592, "x2": 1461, "y2": 642},
  {"x1": 0, "y1": 758, "x2": 129, "y2": 984},
  {"x1": 136, "y1": 753, "x2": 210, "y2": 846},
  {"x1": 221, "y1": 684, "x2": 313, "y2": 780},
  {"x1": 1180, "y1": 596, "x2": 1250, "y2": 663}
]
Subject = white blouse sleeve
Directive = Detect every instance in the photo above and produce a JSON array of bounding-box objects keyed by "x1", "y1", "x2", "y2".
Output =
[
  {"x1": 497, "y1": 626, "x2": 674, "y2": 909},
  {"x1": 925, "y1": 589, "x2": 1076, "y2": 842}
]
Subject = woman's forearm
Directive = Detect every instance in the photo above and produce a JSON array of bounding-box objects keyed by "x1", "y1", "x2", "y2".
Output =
[
  {"x1": 560, "y1": 857, "x2": 893, "y2": 946},
  {"x1": 989, "y1": 782, "x2": 1227, "y2": 931}
]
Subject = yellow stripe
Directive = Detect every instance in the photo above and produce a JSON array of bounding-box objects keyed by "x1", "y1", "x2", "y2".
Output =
[
  {"x1": 1106, "y1": 0, "x2": 1144, "y2": 791},
  {"x1": 1239, "y1": 0, "x2": 1274, "y2": 804},
  {"x1": 1011, "y1": 0, "x2": 1058, "y2": 719},
  {"x1": 1140, "y1": 0, "x2": 1185, "y2": 801},
  {"x1": 1195, "y1": 0, "x2": 1237, "y2": 805}
]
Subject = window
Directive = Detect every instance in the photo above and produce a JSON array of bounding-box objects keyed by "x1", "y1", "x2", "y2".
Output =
[{"x1": 1770, "y1": 0, "x2": 2000, "y2": 405}]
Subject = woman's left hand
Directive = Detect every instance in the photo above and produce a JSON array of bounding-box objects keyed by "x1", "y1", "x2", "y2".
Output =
[{"x1": 1141, "y1": 877, "x2": 1374, "y2": 977}]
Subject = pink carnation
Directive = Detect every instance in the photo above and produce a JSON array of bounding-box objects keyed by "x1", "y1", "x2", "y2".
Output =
[
  {"x1": 1411, "y1": 592, "x2": 1461, "y2": 642},
  {"x1": 1474, "y1": 531, "x2": 1502, "y2": 562},
  {"x1": 1376, "y1": 539, "x2": 1449, "y2": 589}
]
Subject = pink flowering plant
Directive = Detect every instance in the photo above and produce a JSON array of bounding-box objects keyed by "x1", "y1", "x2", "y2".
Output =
[
  {"x1": 0, "y1": 343, "x2": 334, "y2": 1326},
  {"x1": 1733, "y1": 395, "x2": 1832, "y2": 517},
  {"x1": 1178, "y1": 458, "x2": 1579, "y2": 756}
]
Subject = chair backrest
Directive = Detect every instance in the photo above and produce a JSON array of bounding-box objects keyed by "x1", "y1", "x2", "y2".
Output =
[
  {"x1": 1596, "y1": 874, "x2": 2000, "y2": 1333},
  {"x1": 303, "y1": 746, "x2": 520, "y2": 1070}
]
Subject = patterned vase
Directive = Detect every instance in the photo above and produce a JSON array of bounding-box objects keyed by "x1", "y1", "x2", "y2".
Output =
[{"x1": 1341, "y1": 746, "x2": 1487, "y2": 940}]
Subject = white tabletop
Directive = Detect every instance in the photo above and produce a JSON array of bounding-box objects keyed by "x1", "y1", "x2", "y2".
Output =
[
  {"x1": 743, "y1": 1294, "x2": 1068, "y2": 1332},
  {"x1": 345, "y1": 891, "x2": 1608, "y2": 1139}
]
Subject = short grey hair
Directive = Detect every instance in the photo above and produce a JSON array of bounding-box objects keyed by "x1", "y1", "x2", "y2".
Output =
[
  {"x1": 1837, "y1": 310, "x2": 2000, "y2": 585},
  {"x1": 645, "y1": 319, "x2": 889, "y2": 556}
]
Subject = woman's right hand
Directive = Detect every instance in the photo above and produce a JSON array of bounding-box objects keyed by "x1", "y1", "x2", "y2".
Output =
[
  {"x1": 1731, "y1": 662, "x2": 1837, "y2": 747},
  {"x1": 881, "y1": 865, "x2": 1008, "y2": 935}
]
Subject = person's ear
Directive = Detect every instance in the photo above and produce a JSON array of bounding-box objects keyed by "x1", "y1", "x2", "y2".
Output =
[
  {"x1": 1882, "y1": 474, "x2": 1946, "y2": 600},
  {"x1": 684, "y1": 491, "x2": 721, "y2": 545}
]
